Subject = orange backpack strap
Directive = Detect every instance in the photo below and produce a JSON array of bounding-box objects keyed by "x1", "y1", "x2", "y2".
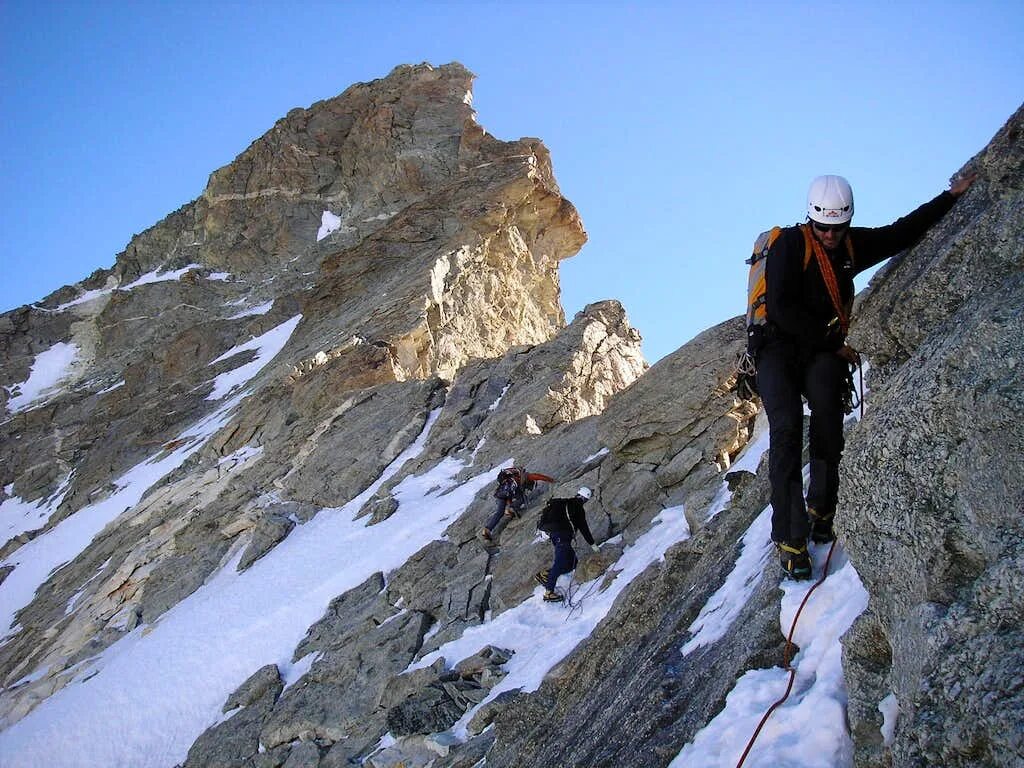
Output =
[{"x1": 800, "y1": 224, "x2": 849, "y2": 335}]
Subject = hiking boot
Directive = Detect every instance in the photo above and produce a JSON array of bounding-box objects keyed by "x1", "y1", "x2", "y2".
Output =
[
  {"x1": 478, "y1": 527, "x2": 493, "y2": 543},
  {"x1": 534, "y1": 570, "x2": 549, "y2": 587},
  {"x1": 776, "y1": 540, "x2": 812, "y2": 581},
  {"x1": 543, "y1": 590, "x2": 564, "y2": 603},
  {"x1": 808, "y1": 507, "x2": 835, "y2": 544}
]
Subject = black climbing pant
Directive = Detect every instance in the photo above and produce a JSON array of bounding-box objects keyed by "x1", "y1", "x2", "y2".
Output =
[{"x1": 756, "y1": 340, "x2": 847, "y2": 543}]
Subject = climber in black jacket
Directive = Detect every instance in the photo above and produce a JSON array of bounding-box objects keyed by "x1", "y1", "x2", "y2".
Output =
[
  {"x1": 756, "y1": 172, "x2": 975, "y2": 579},
  {"x1": 534, "y1": 487, "x2": 600, "y2": 602}
]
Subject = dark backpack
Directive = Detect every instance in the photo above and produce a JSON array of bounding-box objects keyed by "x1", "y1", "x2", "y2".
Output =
[
  {"x1": 536, "y1": 498, "x2": 571, "y2": 534},
  {"x1": 494, "y1": 467, "x2": 522, "y2": 500}
]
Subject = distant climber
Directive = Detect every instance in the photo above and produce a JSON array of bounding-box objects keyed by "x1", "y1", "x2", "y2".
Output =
[
  {"x1": 478, "y1": 466, "x2": 555, "y2": 543},
  {"x1": 534, "y1": 487, "x2": 600, "y2": 602},
  {"x1": 751, "y1": 172, "x2": 976, "y2": 579}
]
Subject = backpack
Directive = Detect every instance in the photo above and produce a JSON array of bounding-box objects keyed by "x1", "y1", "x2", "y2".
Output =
[
  {"x1": 494, "y1": 467, "x2": 523, "y2": 500},
  {"x1": 745, "y1": 224, "x2": 855, "y2": 352},
  {"x1": 536, "y1": 498, "x2": 572, "y2": 534},
  {"x1": 745, "y1": 226, "x2": 812, "y2": 354},
  {"x1": 737, "y1": 224, "x2": 854, "y2": 398}
]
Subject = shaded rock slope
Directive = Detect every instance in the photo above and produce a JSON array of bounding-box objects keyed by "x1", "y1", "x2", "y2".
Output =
[{"x1": 0, "y1": 64, "x2": 1020, "y2": 768}]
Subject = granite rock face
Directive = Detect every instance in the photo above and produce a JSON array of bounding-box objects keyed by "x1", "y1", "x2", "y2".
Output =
[{"x1": 841, "y1": 104, "x2": 1024, "y2": 768}]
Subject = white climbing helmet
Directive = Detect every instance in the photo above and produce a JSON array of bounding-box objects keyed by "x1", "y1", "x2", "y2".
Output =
[
  {"x1": 577, "y1": 486, "x2": 593, "y2": 500},
  {"x1": 807, "y1": 175, "x2": 854, "y2": 224}
]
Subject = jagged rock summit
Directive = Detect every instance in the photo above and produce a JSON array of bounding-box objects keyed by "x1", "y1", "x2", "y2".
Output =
[
  {"x1": 0, "y1": 63, "x2": 1021, "y2": 768},
  {"x1": 0, "y1": 61, "x2": 586, "y2": 525}
]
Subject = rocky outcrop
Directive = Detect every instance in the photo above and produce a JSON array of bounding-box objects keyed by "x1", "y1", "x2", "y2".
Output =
[
  {"x1": 597, "y1": 316, "x2": 757, "y2": 533},
  {"x1": 0, "y1": 61, "x2": 584, "y2": 543},
  {"x1": 0, "y1": 62, "x2": 586, "y2": 728},
  {"x1": 841, "y1": 104, "x2": 1024, "y2": 767}
]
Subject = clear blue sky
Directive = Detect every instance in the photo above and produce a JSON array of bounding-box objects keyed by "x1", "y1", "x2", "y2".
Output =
[{"x1": 2, "y1": 2, "x2": 1021, "y2": 363}]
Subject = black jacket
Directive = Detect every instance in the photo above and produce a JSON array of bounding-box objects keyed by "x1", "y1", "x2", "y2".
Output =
[
  {"x1": 765, "y1": 191, "x2": 956, "y2": 353},
  {"x1": 537, "y1": 498, "x2": 595, "y2": 545}
]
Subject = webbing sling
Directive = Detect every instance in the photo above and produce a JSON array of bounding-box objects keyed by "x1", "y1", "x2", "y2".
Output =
[{"x1": 800, "y1": 224, "x2": 855, "y2": 336}]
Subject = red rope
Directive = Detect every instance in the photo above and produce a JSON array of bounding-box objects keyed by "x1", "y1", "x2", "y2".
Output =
[
  {"x1": 801, "y1": 225, "x2": 852, "y2": 336},
  {"x1": 734, "y1": 539, "x2": 839, "y2": 768}
]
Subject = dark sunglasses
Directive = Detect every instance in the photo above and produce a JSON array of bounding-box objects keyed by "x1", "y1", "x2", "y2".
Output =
[{"x1": 812, "y1": 221, "x2": 849, "y2": 234}]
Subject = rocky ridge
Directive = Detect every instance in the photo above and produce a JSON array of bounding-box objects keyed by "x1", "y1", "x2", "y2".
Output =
[
  {"x1": 0, "y1": 61, "x2": 591, "y2": 726},
  {"x1": 0, "y1": 65, "x2": 1020, "y2": 768}
]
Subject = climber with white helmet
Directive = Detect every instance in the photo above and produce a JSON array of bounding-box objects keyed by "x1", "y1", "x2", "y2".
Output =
[
  {"x1": 752, "y1": 171, "x2": 976, "y2": 579},
  {"x1": 534, "y1": 486, "x2": 600, "y2": 602}
]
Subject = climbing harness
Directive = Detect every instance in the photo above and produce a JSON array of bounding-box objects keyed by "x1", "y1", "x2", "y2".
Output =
[{"x1": 734, "y1": 539, "x2": 840, "y2": 768}]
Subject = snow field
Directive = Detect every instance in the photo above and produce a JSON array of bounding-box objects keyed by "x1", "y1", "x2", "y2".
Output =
[
  {"x1": 0, "y1": 316, "x2": 302, "y2": 639},
  {"x1": 0, "y1": 406, "x2": 501, "y2": 767}
]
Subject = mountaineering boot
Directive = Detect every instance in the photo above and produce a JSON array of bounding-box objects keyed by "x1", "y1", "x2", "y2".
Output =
[
  {"x1": 478, "y1": 527, "x2": 493, "y2": 543},
  {"x1": 808, "y1": 507, "x2": 835, "y2": 544},
  {"x1": 776, "y1": 540, "x2": 812, "y2": 581},
  {"x1": 534, "y1": 570, "x2": 550, "y2": 587},
  {"x1": 543, "y1": 590, "x2": 564, "y2": 603}
]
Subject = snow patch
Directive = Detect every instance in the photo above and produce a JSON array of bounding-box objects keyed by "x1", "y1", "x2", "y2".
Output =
[
  {"x1": 217, "y1": 446, "x2": 263, "y2": 468},
  {"x1": 317, "y1": 210, "x2": 342, "y2": 241},
  {"x1": 5, "y1": 342, "x2": 80, "y2": 413},
  {"x1": 206, "y1": 315, "x2": 301, "y2": 401},
  {"x1": 282, "y1": 652, "x2": 321, "y2": 690},
  {"x1": 487, "y1": 383, "x2": 511, "y2": 412},
  {"x1": 56, "y1": 264, "x2": 202, "y2": 311},
  {"x1": 878, "y1": 692, "x2": 899, "y2": 746},
  {"x1": 96, "y1": 380, "x2": 125, "y2": 395},
  {"x1": 0, "y1": 473, "x2": 74, "y2": 542},
  {"x1": 681, "y1": 507, "x2": 774, "y2": 656},
  {"x1": 121, "y1": 265, "x2": 201, "y2": 291},
  {"x1": 64, "y1": 557, "x2": 112, "y2": 616},
  {"x1": 704, "y1": 411, "x2": 769, "y2": 522},
  {"x1": 672, "y1": 542, "x2": 869, "y2": 767}
]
